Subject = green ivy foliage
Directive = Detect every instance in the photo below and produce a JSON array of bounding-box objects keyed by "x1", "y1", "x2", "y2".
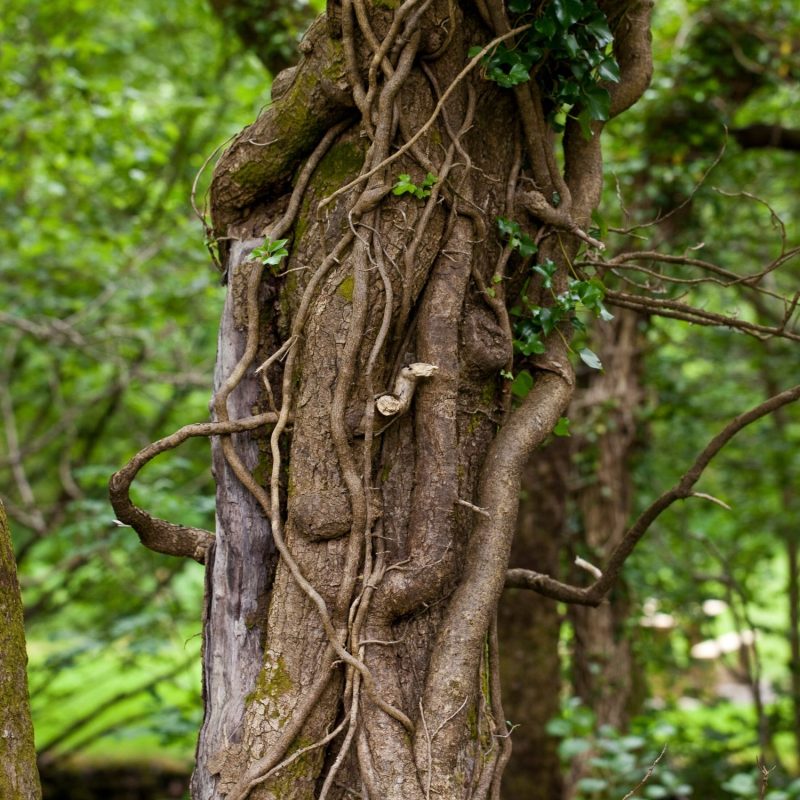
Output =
[{"x1": 476, "y1": 0, "x2": 620, "y2": 134}]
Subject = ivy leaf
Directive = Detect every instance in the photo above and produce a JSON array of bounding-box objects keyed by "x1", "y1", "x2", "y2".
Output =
[
  {"x1": 508, "y1": 0, "x2": 531, "y2": 12},
  {"x1": 576, "y1": 108, "x2": 595, "y2": 140},
  {"x1": 516, "y1": 234, "x2": 537, "y2": 258},
  {"x1": 252, "y1": 238, "x2": 290, "y2": 269},
  {"x1": 563, "y1": 34, "x2": 580, "y2": 58},
  {"x1": 590, "y1": 208, "x2": 608, "y2": 239},
  {"x1": 534, "y1": 14, "x2": 557, "y2": 38},
  {"x1": 491, "y1": 61, "x2": 531, "y2": 87},
  {"x1": 552, "y1": 0, "x2": 584, "y2": 28},
  {"x1": 584, "y1": 14, "x2": 614, "y2": 47},
  {"x1": 510, "y1": 370, "x2": 534, "y2": 398},
  {"x1": 579, "y1": 347, "x2": 603, "y2": 370},
  {"x1": 497, "y1": 217, "x2": 518, "y2": 239},
  {"x1": 576, "y1": 777, "x2": 609, "y2": 793},
  {"x1": 599, "y1": 306, "x2": 614, "y2": 322},
  {"x1": 392, "y1": 174, "x2": 416, "y2": 195},
  {"x1": 581, "y1": 83, "x2": 611, "y2": 121},
  {"x1": 553, "y1": 416, "x2": 571, "y2": 437},
  {"x1": 422, "y1": 172, "x2": 438, "y2": 190},
  {"x1": 597, "y1": 55, "x2": 621, "y2": 83}
]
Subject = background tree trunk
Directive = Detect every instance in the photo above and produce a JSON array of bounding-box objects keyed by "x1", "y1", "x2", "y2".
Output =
[
  {"x1": 499, "y1": 443, "x2": 569, "y2": 800},
  {"x1": 0, "y1": 500, "x2": 42, "y2": 800}
]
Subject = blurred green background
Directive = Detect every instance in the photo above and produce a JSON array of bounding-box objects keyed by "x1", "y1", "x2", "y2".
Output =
[{"x1": 1, "y1": 0, "x2": 799, "y2": 798}]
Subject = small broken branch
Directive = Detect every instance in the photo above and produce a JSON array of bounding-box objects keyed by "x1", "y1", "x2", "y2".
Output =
[{"x1": 375, "y1": 362, "x2": 438, "y2": 417}]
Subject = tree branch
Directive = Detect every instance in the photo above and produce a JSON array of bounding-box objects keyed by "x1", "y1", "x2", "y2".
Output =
[
  {"x1": 732, "y1": 124, "x2": 800, "y2": 152},
  {"x1": 506, "y1": 383, "x2": 800, "y2": 605},
  {"x1": 108, "y1": 413, "x2": 278, "y2": 563},
  {"x1": 210, "y1": 14, "x2": 356, "y2": 232}
]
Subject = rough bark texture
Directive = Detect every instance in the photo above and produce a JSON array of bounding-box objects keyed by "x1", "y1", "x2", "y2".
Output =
[
  {"x1": 499, "y1": 444, "x2": 569, "y2": 800},
  {"x1": 0, "y1": 500, "x2": 42, "y2": 800},
  {"x1": 190, "y1": 3, "x2": 653, "y2": 798},
  {"x1": 569, "y1": 309, "x2": 643, "y2": 730}
]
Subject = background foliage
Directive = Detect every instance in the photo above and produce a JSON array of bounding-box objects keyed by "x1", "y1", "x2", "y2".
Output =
[{"x1": 1, "y1": 0, "x2": 799, "y2": 796}]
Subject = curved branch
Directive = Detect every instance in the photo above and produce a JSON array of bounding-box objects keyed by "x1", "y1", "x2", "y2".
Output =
[
  {"x1": 506, "y1": 382, "x2": 800, "y2": 605},
  {"x1": 108, "y1": 413, "x2": 278, "y2": 563}
]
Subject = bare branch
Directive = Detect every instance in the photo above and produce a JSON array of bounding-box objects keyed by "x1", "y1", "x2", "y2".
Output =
[
  {"x1": 506, "y1": 383, "x2": 800, "y2": 605},
  {"x1": 109, "y1": 413, "x2": 278, "y2": 563}
]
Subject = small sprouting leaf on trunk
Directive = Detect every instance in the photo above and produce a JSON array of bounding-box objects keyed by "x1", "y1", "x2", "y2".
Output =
[
  {"x1": 511, "y1": 369, "x2": 534, "y2": 398},
  {"x1": 554, "y1": 416, "x2": 571, "y2": 437}
]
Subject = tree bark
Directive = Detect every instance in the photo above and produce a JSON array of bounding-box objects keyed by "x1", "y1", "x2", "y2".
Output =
[
  {"x1": 0, "y1": 500, "x2": 42, "y2": 800},
  {"x1": 499, "y1": 443, "x2": 569, "y2": 800},
  {"x1": 569, "y1": 309, "x2": 643, "y2": 731}
]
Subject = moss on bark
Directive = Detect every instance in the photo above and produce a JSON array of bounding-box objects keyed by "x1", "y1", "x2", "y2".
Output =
[{"x1": 0, "y1": 501, "x2": 42, "y2": 800}]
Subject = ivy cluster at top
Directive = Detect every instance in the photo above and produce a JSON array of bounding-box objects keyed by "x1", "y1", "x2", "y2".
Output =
[{"x1": 473, "y1": 0, "x2": 621, "y2": 136}]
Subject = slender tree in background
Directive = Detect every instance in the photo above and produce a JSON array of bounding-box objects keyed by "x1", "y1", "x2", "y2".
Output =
[
  {"x1": 0, "y1": 501, "x2": 41, "y2": 800},
  {"x1": 105, "y1": 2, "x2": 800, "y2": 798}
]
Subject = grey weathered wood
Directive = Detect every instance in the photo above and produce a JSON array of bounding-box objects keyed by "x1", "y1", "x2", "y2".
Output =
[{"x1": 192, "y1": 241, "x2": 277, "y2": 800}]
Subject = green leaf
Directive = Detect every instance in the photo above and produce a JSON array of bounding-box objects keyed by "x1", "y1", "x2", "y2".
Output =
[
  {"x1": 597, "y1": 55, "x2": 621, "y2": 83},
  {"x1": 468, "y1": 45, "x2": 483, "y2": 58},
  {"x1": 552, "y1": 0, "x2": 584, "y2": 28},
  {"x1": 581, "y1": 83, "x2": 611, "y2": 121},
  {"x1": 545, "y1": 717, "x2": 572, "y2": 737},
  {"x1": 495, "y1": 61, "x2": 531, "y2": 87},
  {"x1": 584, "y1": 14, "x2": 614, "y2": 47},
  {"x1": 553, "y1": 416, "x2": 571, "y2": 437},
  {"x1": 599, "y1": 306, "x2": 614, "y2": 322},
  {"x1": 643, "y1": 787, "x2": 671, "y2": 799},
  {"x1": 534, "y1": 14, "x2": 557, "y2": 38},
  {"x1": 392, "y1": 174, "x2": 415, "y2": 195},
  {"x1": 590, "y1": 208, "x2": 608, "y2": 239},
  {"x1": 564, "y1": 33, "x2": 580, "y2": 58},
  {"x1": 559, "y1": 737, "x2": 592, "y2": 758},
  {"x1": 497, "y1": 217, "x2": 519, "y2": 239},
  {"x1": 510, "y1": 370, "x2": 534, "y2": 398},
  {"x1": 516, "y1": 234, "x2": 538, "y2": 258},
  {"x1": 508, "y1": 0, "x2": 531, "y2": 12},
  {"x1": 579, "y1": 347, "x2": 603, "y2": 370},
  {"x1": 577, "y1": 108, "x2": 594, "y2": 140}
]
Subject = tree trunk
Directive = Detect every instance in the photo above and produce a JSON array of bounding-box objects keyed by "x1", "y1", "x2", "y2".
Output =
[
  {"x1": 499, "y1": 443, "x2": 569, "y2": 800},
  {"x1": 191, "y1": 3, "x2": 653, "y2": 797},
  {"x1": 569, "y1": 309, "x2": 643, "y2": 731},
  {"x1": 0, "y1": 500, "x2": 42, "y2": 800}
]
